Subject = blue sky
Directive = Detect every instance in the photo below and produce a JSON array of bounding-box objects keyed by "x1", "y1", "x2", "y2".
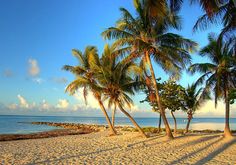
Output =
[{"x1": 0, "y1": 0, "x2": 234, "y2": 117}]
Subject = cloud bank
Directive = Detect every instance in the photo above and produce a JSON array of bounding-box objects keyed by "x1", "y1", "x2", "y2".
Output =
[{"x1": 1, "y1": 92, "x2": 236, "y2": 118}]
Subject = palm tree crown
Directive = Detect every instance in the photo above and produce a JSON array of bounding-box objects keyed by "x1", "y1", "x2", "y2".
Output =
[
  {"x1": 189, "y1": 34, "x2": 236, "y2": 105},
  {"x1": 182, "y1": 83, "x2": 208, "y2": 113},
  {"x1": 102, "y1": 0, "x2": 197, "y2": 139},
  {"x1": 193, "y1": 0, "x2": 236, "y2": 40},
  {"x1": 102, "y1": 2, "x2": 196, "y2": 77},
  {"x1": 63, "y1": 46, "x2": 117, "y2": 135},
  {"x1": 95, "y1": 44, "x2": 147, "y2": 137},
  {"x1": 189, "y1": 33, "x2": 236, "y2": 137}
]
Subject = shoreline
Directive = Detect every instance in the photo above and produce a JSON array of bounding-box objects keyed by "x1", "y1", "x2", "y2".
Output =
[{"x1": 1, "y1": 122, "x2": 235, "y2": 141}]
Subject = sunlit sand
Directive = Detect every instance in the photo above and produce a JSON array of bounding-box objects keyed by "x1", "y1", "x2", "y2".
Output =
[{"x1": 0, "y1": 130, "x2": 235, "y2": 164}]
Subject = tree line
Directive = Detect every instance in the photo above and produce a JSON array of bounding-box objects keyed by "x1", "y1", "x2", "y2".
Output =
[{"x1": 63, "y1": 0, "x2": 236, "y2": 139}]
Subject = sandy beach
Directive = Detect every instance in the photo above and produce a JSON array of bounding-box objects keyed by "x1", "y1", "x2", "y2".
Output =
[{"x1": 0, "y1": 130, "x2": 235, "y2": 165}]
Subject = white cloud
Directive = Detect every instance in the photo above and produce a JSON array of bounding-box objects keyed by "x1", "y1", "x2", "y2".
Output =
[
  {"x1": 73, "y1": 89, "x2": 100, "y2": 110},
  {"x1": 128, "y1": 105, "x2": 146, "y2": 113},
  {"x1": 3, "y1": 95, "x2": 83, "y2": 113},
  {"x1": 17, "y1": 94, "x2": 29, "y2": 109},
  {"x1": 40, "y1": 99, "x2": 50, "y2": 110},
  {"x1": 196, "y1": 100, "x2": 227, "y2": 117},
  {"x1": 7, "y1": 103, "x2": 18, "y2": 110},
  {"x1": 72, "y1": 104, "x2": 81, "y2": 111},
  {"x1": 32, "y1": 78, "x2": 44, "y2": 84},
  {"x1": 56, "y1": 99, "x2": 69, "y2": 109},
  {"x1": 51, "y1": 77, "x2": 67, "y2": 84},
  {"x1": 73, "y1": 89, "x2": 151, "y2": 114},
  {"x1": 28, "y1": 58, "x2": 40, "y2": 76}
]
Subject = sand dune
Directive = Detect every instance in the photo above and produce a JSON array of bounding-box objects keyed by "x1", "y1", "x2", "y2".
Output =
[{"x1": 0, "y1": 131, "x2": 235, "y2": 164}]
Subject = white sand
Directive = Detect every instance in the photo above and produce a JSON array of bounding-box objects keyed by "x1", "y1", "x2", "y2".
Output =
[{"x1": 0, "y1": 131, "x2": 235, "y2": 164}]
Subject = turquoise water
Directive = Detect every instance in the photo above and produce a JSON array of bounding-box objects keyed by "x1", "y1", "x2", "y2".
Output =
[{"x1": 0, "y1": 115, "x2": 236, "y2": 134}]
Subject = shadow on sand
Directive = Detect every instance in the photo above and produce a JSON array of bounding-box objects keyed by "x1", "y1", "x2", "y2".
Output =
[
  {"x1": 194, "y1": 137, "x2": 236, "y2": 165},
  {"x1": 33, "y1": 133, "x2": 165, "y2": 164},
  {"x1": 33, "y1": 133, "x2": 235, "y2": 164},
  {"x1": 168, "y1": 135, "x2": 236, "y2": 164}
]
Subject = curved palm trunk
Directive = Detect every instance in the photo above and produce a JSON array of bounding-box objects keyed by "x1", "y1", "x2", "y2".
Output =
[
  {"x1": 171, "y1": 111, "x2": 177, "y2": 135},
  {"x1": 158, "y1": 113, "x2": 162, "y2": 133},
  {"x1": 224, "y1": 86, "x2": 232, "y2": 137},
  {"x1": 97, "y1": 99, "x2": 117, "y2": 135},
  {"x1": 112, "y1": 105, "x2": 116, "y2": 127},
  {"x1": 185, "y1": 111, "x2": 192, "y2": 133},
  {"x1": 117, "y1": 102, "x2": 147, "y2": 138},
  {"x1": 146, "y1": 52, "x2": 174, "y2": 139}
]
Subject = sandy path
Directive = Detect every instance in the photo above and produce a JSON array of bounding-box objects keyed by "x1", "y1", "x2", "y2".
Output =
[{"x1": 0, "y1": 131, "x2": 235, "y2": 165}]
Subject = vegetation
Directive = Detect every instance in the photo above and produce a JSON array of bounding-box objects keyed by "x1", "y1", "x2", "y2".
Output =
[
  {"x1": 189, "y1": 34, "x2": 236, "y2": 137},
  {"x1": 102, "y1": 0, "x2": 197, "y2": 139},
  {"x1": 192, "y1": 0, "x2": 236, "y2": 41},
  {"x1": 181, "y1": 83, "x2": 209, "y2": 133},
  {"x1": 63, "y1": 46, "x2": 117, "y2": 135},
  {"x1": 229, "y1": 89, "x2": 236, "y2": 104},
  {"x1": 93, "y1": 44, "x2": 148, "y2": 138},
  {"x1": 63, "y1": 0, "x2": 235, "y2": 139},
  {"x1": 141, "y1": 80, "x2": 185, "y2": 135}
]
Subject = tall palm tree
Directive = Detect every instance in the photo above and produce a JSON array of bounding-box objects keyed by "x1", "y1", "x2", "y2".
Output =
[
  {"x1": 182, "y1": 83, "x2": 208, "y2": 133},
  {"x1": 95, "y1": 44, "x2": 147, "y2": 138},
  {"x1": 192, "y1": 0, "x2": 236, "y2": 40},
  {"x1": 111, "y1": 105, "x2": 117, "y2": 127},
  {"x1": 63, "y1": 46, "x2": 117, "y2": 135},
  {"x1": 229, "y1": 89, "x2": 236, "y2": 104},
  {"x1": 191, "y1": 0, "x2": 220, "y2": 16},
  {"x1": 139, "y1": 0, "x2": 183, "y2": 21},
  {"x1": 189, "y1": 33, "x2": 236, "y2": 137},
  {"x1": 102, "y1": 0, "x2": 197, "y2": 138}
]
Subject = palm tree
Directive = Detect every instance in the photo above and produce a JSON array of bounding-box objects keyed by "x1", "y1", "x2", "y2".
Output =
[
  {"x1": 96, "y1": 44, "x2": 147, "y2": 138},
  {"x1": 189, "y1": 33, "x2": 236, "y2": 137},
  {"x1": 192, "y1": 0, "x2": 236, "y2": 40},
  {"x1": 139, "y1": 0, "x2": 183, "y2": 21},
  {"x1": 63, "y1": 46, "x2": 117, "y2": 135},
  {"x1": 182, "y1": 83, "x2": 208, "y2": 133},
  {"x1": 102, "y1": 0, "x2": 197, "y2": 138},
  {"x1": 191, "y1": 0, "x2": 220, "y2": 16},
  {"x1": 140, "y1": 76, "x2": 162, "y2": 132},
  {"x1": 229, "y1": 89, "x2": 236, "y2": 104},
  {"x1": 111, "y1": 105, "x2": 117, "y2": 127}
]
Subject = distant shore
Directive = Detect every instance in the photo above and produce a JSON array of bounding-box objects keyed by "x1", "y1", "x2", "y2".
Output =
[{"x1": 1, "y1": 121, "x2": 235, "y2": 141}]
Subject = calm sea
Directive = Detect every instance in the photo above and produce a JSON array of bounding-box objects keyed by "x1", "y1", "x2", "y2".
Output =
[{"x1": 0, "y1": 115, "x2": 236, "y2": 135}]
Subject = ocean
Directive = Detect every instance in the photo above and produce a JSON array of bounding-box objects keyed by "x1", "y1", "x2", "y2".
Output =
[{"x1": 0, "y1": 115, "x2": 236, "y2": 135}]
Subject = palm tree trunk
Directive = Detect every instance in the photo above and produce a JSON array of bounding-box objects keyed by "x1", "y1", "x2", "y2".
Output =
[
  {"x1": 117, "y1": 102, "x2": 147, "y2": 138},
  {"x1": 158, "y1": 112, "x2": 162, "y2": 133},
  {"x1": 185, "y1": 111, "x2": 192, "y2": 133},
  {"x1": 146, "y1": 52, "x2": 173, "y2": 139},
  {"x1": 224, "y1": 85, "x2": 232, "y2": 137},
  {"x1": 171, "y1": 111, "x2": 177, "y2": 135},
  {"x1": 112, "y1": 105, "x2": 116, "y2": 127},
  {"x1": 185, "y1": 118, "x2": 191, "y2": 133},
  {"x1": 97, "y1": 99, "x2": 117, "y2": 135},
  {"x1": 185, "y1": 110, "x2": 193, "y2": 133}
]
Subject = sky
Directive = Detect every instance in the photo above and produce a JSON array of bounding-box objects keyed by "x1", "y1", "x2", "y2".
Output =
[{"x1": 0, "y1": 0, "x2": 235, "y2": 118}]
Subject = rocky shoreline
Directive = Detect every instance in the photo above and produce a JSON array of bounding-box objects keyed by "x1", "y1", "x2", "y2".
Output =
[
  {"x1": 0, "y1": 122, "x2": 102, "y2": 141},
  {"x1": 0, "y1": 122, "x2": 132, "y2": 141}
]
